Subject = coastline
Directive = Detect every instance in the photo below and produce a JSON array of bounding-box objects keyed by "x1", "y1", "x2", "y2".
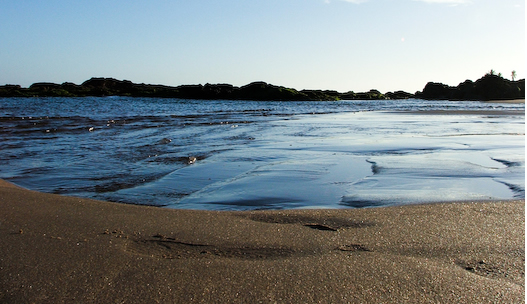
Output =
[{"x1": 0, "y1": 179, "x2": 524, "y2": 303}]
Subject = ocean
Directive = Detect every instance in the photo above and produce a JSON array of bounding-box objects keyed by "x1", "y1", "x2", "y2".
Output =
[{"x1": 0, "y1": 97, "x2": 524, "y2": 210}]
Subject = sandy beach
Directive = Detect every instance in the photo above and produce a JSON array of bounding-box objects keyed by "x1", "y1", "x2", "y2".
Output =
[{"x1": 0, "y1": 179, "x2": 524, "y2": 303}]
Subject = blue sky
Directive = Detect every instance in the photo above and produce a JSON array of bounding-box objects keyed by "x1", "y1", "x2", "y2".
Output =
[{"x1": 0, "y1": 0, "x2": 524, "y2": 93}]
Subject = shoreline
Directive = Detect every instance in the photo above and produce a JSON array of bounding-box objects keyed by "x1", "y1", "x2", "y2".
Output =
[{"x1": 0, "y1": 179, "x2": 524, "y2": 303}]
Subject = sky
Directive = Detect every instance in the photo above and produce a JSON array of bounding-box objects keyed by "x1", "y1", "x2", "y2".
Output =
[{"x1": 0, "y1": 0, "x2": 524, "y2": 93}]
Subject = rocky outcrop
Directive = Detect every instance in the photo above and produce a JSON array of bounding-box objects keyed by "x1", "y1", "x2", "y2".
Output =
[
  {"x1": 0, "y1": 78, "x2": 339, "y2": 101},
  {"x1": 301, "y1": 90, "x2": 341, "y2": 101},
  {"x1": 416, "y1": 74, "x2": 525, "y2": 101},
  {"x1": 472, "y1": 75, "x2": 524, "y2": 100},
  {"x1": 385, "y1": 90, "x2": 414, "y2": 99},
  {"x1": 1, "y1": 74, "x2": 524, "y2": 101},
  {"x1": 236, "y1": 82, "x2": 317, "y2": 101}
]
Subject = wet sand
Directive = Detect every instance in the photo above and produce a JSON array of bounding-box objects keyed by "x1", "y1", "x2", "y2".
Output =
[
  {"x1": 0, "y1": 179, "x2": 524, "y2": 303},
  {"x1": 402, "y1": 109, "x2": 524, "y2": 115},
  {"x1": 483, "y1": 99, "x2": 525, "y2": 104}
]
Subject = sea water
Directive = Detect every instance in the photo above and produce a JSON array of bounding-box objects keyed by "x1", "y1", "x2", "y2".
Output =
[{"x1": 0, "y1": 97, "x2": 524, "y2": 210}]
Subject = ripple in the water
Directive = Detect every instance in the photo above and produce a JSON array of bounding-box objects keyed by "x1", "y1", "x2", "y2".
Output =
[{"x1": 0, "y1": 97, "x2": 524, "y2": 210}]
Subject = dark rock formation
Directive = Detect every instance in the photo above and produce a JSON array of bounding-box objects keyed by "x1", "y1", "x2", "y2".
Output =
[
  {"x1": 354, "y1": 89, "x2": 385, "y2": 100},
  {"x1": 0, "y1": 85, "x2": 23, "y2": 97},
  {"x1": 418, "y1": 82, "x2": 454, "y2": 100},
  {"x1": 473, "y1": 74, "x2": 524, "y2": 100},
  {"x1": 203, "y1": 83, "x2": 237, "y2": 99},
  {"x1": 301, "y1": 90, "x2": 340, "y2": 101},
  {"x1": 236, "y1": 82, "x2": 312, "y2": 101},
  {"x1": 417, "y1": 74, "x2": 525, "y2": 101},
  {"x1": 385, "y1": 90, "x2": 413, "y2": 99},
  {"x1": 0, "y1": 74, "x2": 524, "y2": 101},
  {"x1": 0, "y1": 78, "x2": 369, "y2": 100}
]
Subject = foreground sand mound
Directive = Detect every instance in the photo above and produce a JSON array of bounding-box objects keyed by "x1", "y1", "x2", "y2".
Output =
[{"x1": 0, "y1": 180, "x2": 524, "y2": 303}]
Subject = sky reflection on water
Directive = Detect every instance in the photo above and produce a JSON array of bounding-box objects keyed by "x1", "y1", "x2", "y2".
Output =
[{"x1": 0, "y1": 97, "x2": 524, "y2": 210}]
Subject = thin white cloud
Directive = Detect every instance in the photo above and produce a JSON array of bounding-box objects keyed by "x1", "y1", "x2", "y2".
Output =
[
  {"x1": 413, "y1": 0, "x2": 472, "y2": 4},
  {"x1": 338, "y1": 0, "x2": 370, "y2": 4},
  {"x1": 333, "y1": 0, "x2": 472, "y2": 4}
]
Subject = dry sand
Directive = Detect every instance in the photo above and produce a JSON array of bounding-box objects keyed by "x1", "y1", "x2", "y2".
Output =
[{"x1": 0, "y1": 179, "x2": 524, "y2": 303}]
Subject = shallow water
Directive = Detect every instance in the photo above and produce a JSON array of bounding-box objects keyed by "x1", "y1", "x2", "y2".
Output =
[{"x1": 0, "y1": 97, "x2": 524, "y2": 210}]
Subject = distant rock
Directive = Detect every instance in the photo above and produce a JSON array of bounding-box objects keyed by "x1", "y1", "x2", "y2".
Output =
[
  {"x1": 385, "y1": 90, "x2": 413, "y2": 99},
  {"x1": 203, "y1": 83, "x2": 237, "y2": 99},
  {"x1": 301, "y1": 89, "x2": 341, "y2": 101},
  {"x1": 0, "y1": 74, "x2": 523, "y2": 101},
  {"x1": 417, "y1": 74, "x2": 525, "y2": 101},
  {"x1": 419, "y1": 82, "x2": 454, "y2": 100},
  {"x1": 356, "y1": 90, "x2": 385, "y2": 100},
  {"x1": 81, "y1": 78, "x2": 133, "y2": 96},
  {"x1": 235, "y1": 81, "x2": 311, "y2": 101},
  {"x1": 0, "y1": 85, "x2": 23, "y2": 97},
  {"x1": 473, "y1": 74, "x2": 524, "y2": 100}
]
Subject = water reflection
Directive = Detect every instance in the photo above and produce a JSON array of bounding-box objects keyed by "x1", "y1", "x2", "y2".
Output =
[{"x1": 0, "y1": 97, "x2": 524, "y2": 210}]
